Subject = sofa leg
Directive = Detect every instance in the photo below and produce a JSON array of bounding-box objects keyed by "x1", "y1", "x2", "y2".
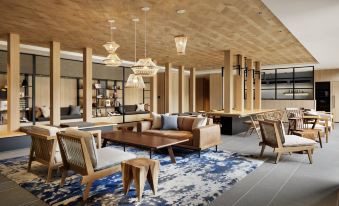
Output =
[
  {"x1": 215, "y1": 145, "x2": 218, "y2": 152},
  {"x1": 198, "y1": 151, "x2": 201, "y2": 158}
]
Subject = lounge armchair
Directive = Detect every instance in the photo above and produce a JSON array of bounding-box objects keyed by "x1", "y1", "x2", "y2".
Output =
[
  {"x1": 259, "y1": 120, "x2": 316, "y2": 164},
  {"x1": 57, "y1": 129, "x2": 136, "y2": 201}
]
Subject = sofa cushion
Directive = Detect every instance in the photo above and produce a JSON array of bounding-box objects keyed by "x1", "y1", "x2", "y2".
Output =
[
  {"x1": 69, "y1": 105, "x2": 81, "y2": 115},
  {"x1": 192, "y1": 117, "x2": 207, "y2": 129},
  {"x1": 283, "y1": 135, "x2": 316, "y2": 147},
  {"x1": 178, "y1": 117, "x2": 196, "y2": 131},
  {"x1": 125, "y1": 111, "x2": 149, "y2": 115},
  {"x1": 95, "y1": 147, "x2": 136, "y2": 171},
  {"x1": 124, "y1": 105, "x2": 137, "y2": 112},
  {"x1": 136, "y1": 103, "x2": 145, "y2": 112},
  {"x1": 40, "y1": 106, "x2": 50, "y2": 118},
  {"x1": 162, "y1": 115, "x2": 178, "y2": 130},
  {"x1": 143, "y1": 129, "x2": 193, "y2": 141},
  {"x1": 151, "y1": 112, "x2": 162, "y2": 129},
  {"x1": 64, "y1": 129, "x2": 98, "y2": 168}
]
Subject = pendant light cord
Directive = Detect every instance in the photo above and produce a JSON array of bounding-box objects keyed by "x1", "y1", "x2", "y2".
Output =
[
  {"x1": 134, "y1": 20, "x2": 137, "y2": 63},
  {"x1": 144, "y1": 9, "x2": 147, "y2": 58}
]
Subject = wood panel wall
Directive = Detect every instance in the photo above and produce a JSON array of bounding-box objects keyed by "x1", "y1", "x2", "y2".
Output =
[
  {"x1": 209, "y1": 73, "x2": 223, "y2": 110},
  {"x1": 315, "y1": 69, "x2": 339, "y2": 82}
]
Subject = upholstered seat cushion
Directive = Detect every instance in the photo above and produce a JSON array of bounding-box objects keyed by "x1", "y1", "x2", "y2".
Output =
[
  {"x1": 283, "y1": 135, "x2": 317, "y2": 147},
  {"x1": 95, "y1": 147, "x2": 136, "y2": 171},
  {"x1": 143, "y1": 129, "x2": 193, "y2": 140}
]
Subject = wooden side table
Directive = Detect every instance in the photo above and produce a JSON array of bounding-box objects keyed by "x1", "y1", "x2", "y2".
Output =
[{"x1": 121, "y1": 158, "x2": 160, "y2": 201}]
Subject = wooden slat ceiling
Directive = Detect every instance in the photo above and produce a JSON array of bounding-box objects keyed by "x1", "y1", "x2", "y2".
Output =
[{"x1": 0, "y1": 0, "x2": 317, "y2": 69}]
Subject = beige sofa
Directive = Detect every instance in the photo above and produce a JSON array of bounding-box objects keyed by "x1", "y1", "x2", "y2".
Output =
[{"x1": 137, "y1": 116, "x2": 222, "y2": 156}]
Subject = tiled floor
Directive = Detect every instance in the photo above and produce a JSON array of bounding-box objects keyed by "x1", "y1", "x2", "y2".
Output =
[{"x1": 0, "y1": 125, "x2": 339, "y2": 206}]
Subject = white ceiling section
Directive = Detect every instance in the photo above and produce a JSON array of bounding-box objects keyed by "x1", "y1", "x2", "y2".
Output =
[
  {"x1": 262, "y1": 0, "x2": 339, "y2": 70},
  {"x1": 187, "y1": 0, "x2": 339, "y2": 72}
]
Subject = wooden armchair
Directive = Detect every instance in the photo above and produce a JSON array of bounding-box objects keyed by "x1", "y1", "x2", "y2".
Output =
[
  {"x1": 259, "y1": 120, "x2": 316, "y2": 164},
  {"x1": 26, "y1": 125, "x2": 62, "y2": 183},
  {"x1": 57, "y1": 129, "x2": 136, "y2": 201}
]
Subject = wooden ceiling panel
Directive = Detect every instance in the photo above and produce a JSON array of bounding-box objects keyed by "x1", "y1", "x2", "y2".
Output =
[{"x1": 0, "y1": 0, "x2": 317, "y2": 69}]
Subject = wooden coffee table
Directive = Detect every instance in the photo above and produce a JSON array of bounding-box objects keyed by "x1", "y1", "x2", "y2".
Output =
[{"x1": 102, "y1": 131, "x2": 189, "y2": 163}]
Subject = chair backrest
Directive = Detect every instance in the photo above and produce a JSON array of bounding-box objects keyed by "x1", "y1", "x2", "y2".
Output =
[
  {"x1": 27, "y1": 125, "x2": 60, "y2": 164},
  {"x1": 57, "y1": 129, "x2": 98, "y2": 175},
  {"x1": 286, "y1": 108, "x2": 303, "y2": 119},
  {"x1": 259, "y1": 120, "x2": 285, "y2": 148}
]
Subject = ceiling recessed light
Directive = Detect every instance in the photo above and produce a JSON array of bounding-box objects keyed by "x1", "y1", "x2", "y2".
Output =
[
  {"x1": 176, "y1": 9, "x2": 186, "y2": 14},
  {"x1": 257, "y1": 11, "x2": 262, "y2": 15},
  {"x1": 141, "y1": 7, "x2": 150, "y2": 11},
  {"x1": 108, "y1": 19, "x2": 115, "y2": 23}
]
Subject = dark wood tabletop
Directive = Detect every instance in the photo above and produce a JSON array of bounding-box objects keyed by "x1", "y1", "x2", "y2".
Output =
[{"x1": 102, "y1": 131, "x2": 189, "y2": 149}]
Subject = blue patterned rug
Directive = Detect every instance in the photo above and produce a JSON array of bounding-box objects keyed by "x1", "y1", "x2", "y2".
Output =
[{"x1": 0, "y1": 146, "x2": 263, "y2": 206}]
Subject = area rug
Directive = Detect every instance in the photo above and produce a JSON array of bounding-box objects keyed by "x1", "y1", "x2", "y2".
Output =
[{"x1": 0, "y1": 146, "x2": 263, "y2": 206}]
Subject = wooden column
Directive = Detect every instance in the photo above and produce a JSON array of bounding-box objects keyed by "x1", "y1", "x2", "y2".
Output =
[
  {"x1": 179, "y1": 66, "x2": 185, "y2": 113},
  {"x1": 165, "y1": 63, "x2": 172, "y2": 113},
  {"x1": 234, "y1": 54, "x2": 244, "y2": 112},
  {"x1": 50, "y1": 41, "x2": 61, "y2": 126},
  {"x1": 246, "y1": 59, "x2": 254, "y2": 111},
  {"x1": 254, "y1": 61, "x2": 262, "y2": 110},
  {"x1": 223, "y1": 50, "x2": 233, "y2": 113},
  {"x1": 189, "y1": 67, "x2": 196, "y2": 112},
  {"x1": 150, "y1": 75, "x2": 157, "y2": 113},
  {"x1": 83, "y1": 47, "x2": 92, "y2": 122},
  {"x1": 7, "y1": 33, "x2": 20, "y2": 131}
]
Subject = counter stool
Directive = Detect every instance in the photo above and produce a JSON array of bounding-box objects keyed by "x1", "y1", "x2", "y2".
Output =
[{"x1": 121, "y1": 158, "x2": 160, "y2": 201}]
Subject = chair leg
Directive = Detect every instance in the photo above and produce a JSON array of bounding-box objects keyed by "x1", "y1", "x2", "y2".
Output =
[
  {"x1": 249, "y1": 128, "x2": 255, "y2": 135},
  {"x1": 46, "y1": 166, "x2": 53, "y2": 183},
  {"x1": 260, "y1": 145, "x2": 266, "y2": 157},
  {"x1": 27, "y1": 147, "x2": 34, "y2": 172},
  {"x1": 307, "y1": 149, "x2": 313, "y2": 164},
  {"x1": 318, "y1": 131, "x2": 323, "y2": 148},
  {"x1": 60, "y1": 167, "x2": 67, "y2": 187},
  {"x1": 275, "y1": 152, "x2": 282, "y2": 164},
  {"x1": 83, "y1": 181, "x2": 93, "y2": 201}
]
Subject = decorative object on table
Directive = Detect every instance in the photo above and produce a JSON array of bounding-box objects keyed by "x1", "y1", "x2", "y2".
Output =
[
  {"x1": 131, "y1": 7, "x2": 158, "y2": 77},
  {"x1": 94, "y1": 83, "x2": 101, "y2": 89},
  {"x1": 0, "y1": 146, "x2": 263, "y2": 205},
  {"x1": 121, "y1": 158, "x2": 160, "y2": 201},
  {"x1": 19, "y1": 92, "x2": 25, "y2": 98},
  {"x1": 102, "y1": 19, "x2": 121, "y2": 67},
  {"x1": 105, "y1": 99, "x2": 111, "y2": 107},
  {"x1": 21, "y1": 79, "x2": 28, "y2": 87},
  {"x1": 0, "y1": 100, "x2": 7, "y2": 111}
]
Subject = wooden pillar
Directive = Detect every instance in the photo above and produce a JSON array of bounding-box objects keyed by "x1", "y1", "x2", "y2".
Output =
[
  {"x1": 234, "y1": 54, "x2": 244, "y2": 112},
  {"x1": 179, "y1": 66, "x2": 185, "y2": 113},
  {"x1": 223, "y1": 50, "x2": 233, "y2": 113},
  {"x1": 7, "y1": 33, "x2": 20, "y2": 131},
  {"x1": 246, "y1": 59, "x2": 254, "y2": 111},
  {"x1": 254, "y1": 61, "x2": 262, "y2": 110},
  {"x1": 165, "y1": 63, "x2": 172, "y2": 113},
  {"x1": 189, "y1": 67, "x2": 196, "y2": 112},
  {"x1": 83, "y1": 47, "x2": 92, "y2": 122},
  {"x1": 50, "y1": 41, "x2": 61, "y2": 126},
  {"x1": 150, "y1": 75, "x2": 157, "y2": 113}
]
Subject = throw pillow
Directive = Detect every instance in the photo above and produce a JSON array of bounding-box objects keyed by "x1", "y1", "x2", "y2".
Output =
[
  {"x1": 192, "y1": 117, "x2": 208, "y2": 130},
  {"x1": 35, "y1": 107, "x2": 42, "y2": 118},
  {"x1": 151, "y1": 112, "x2": 170, "y2": 129},
  {"x1": 161, "y1": 115, "x2": 178, "y2": 130},
  {"x1": 69, "y1": 105, "x2": 81, "y2": 115},
  {"x1": 40, "y1": 106, "x2": 50, "y2": 118},
  {"x1": 136, "y1": 103, "x2": 145, "y2": 112},
  {"x1": 151, "y1": 112, "x2": 162, "y2": 129}
]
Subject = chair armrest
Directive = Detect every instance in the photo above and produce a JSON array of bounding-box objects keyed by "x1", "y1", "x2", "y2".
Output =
[
  {"x1": 192, "y1": 124, "x2": 221, "y2": 148},
  {"x1": 88, "y1": 130, "x2": 102, "y2": 149},
  {"x1": 137, "y1": 121, "x2": 152, "y2": 132}
]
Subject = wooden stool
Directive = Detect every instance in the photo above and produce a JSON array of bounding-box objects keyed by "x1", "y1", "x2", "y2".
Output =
[{"x1": 121, "y1": 158, "x2": 160, "y2": 201}]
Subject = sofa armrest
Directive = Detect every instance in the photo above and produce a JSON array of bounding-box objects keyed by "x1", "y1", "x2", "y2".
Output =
[
  {"x1": 192, "y1": 124, "x2": 221, "y2": 149},
  {"x1": 137, "y1": 121, "x2": 152, "y2": 132}
]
